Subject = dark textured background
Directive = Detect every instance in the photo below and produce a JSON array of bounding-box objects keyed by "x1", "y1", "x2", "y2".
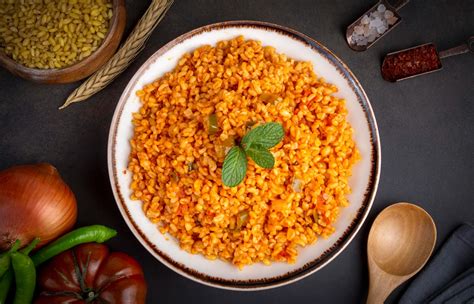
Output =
[{"x1": 1, "y1": 0, "x2": 473, "y2": 303}]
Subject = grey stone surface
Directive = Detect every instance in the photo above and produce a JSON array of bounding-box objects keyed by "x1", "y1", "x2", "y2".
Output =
[{"x1": 0, "y1": 0, "x2": 473, "y2": 303}]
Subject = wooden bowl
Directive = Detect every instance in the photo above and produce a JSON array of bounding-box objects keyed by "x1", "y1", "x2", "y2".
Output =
[{"x1": 0, "y1": 0, "x2": 126, "y2": 84}]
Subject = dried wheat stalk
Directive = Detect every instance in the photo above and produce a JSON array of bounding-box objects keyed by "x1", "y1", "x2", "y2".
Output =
[{"x1": 60, "y1": 0, "x2": 173, "y2": 109}]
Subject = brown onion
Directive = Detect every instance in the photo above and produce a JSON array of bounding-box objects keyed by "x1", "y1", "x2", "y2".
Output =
[{"x1": 0, "y1": 163, "x2": 77, "y2": 251}]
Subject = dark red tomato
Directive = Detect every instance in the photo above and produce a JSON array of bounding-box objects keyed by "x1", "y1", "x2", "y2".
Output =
[{"x1": 35, "y1": 243, "x2": 147, "y2": 304}]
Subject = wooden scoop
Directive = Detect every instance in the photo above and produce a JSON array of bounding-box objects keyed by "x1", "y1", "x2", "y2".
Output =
[{"x1": 367, "y1": 202, "x2": 436, "y2": 304}]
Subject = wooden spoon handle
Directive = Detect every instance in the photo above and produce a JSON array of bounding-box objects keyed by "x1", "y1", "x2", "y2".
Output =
[
  {"x1": 367, "y1": 260, "x2": 402, "y2": 304},
  {"x1": 367, "y1": 280, "x2": 393, "y2": 304}
]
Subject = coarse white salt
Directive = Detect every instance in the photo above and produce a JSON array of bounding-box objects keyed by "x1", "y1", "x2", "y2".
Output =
[
  {"x1": 369, "y1": 18, "x2": 383, "y2": 29},
  {"x1": 377, "y1": 25, "x2": 387, "y2": 34},
  {"x1": 349, "y1": 6, "x2": 399, "y2": 47},
  {"x1": 354, "y1": 25, "x2": 364, "y2": 35},
  {"x1": 387, "y1": 16, "x2": 398, "y2": 25},
  {"x1": 368, "y1": 33, "x2": 377, "y2": 42},
  {"x1": 361, "y1": 15, "x2": 370, "y2": 24},
  {"x1": 384, "y1": 10, "x2": 394, "y2": 18},
  {"x1": 371, "y1": 11, "x2": 382, "y2": 19},
  {"x1": 363, "y1": 26, "x2": 371, "y2": 37}
]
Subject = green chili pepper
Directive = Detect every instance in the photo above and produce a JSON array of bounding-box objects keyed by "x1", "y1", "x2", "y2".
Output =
[
  {"x1": 236, "y1": 210, "x2": 249, "y2": 230},
  {"x1": 208, "y1": 113, "x2": 219, "y2": 135},
  {"x1": 19, "y1": 238, "x2": 40, "y2": 256},
  {"x1": 0, "y1": 268, "x2": 13, "y2": 304},
  {"x1": 31, "y1": 225, "x2": 117, "y2": 266},
  {"x1": 9, "y1": 241, "x2": 21, "y2": 253},
  {"x1": 0, "y1": 240, "x2": 21, "y2": 304},
  {"x1": 0, "y1": 240, "x2": 21, "y2": 278},
  {"x1": 11, "y1": 252, "x2": 35, "y2": 304},
  {"x1": 0, "y1": 257, "x2": 10, "y2": 281}
]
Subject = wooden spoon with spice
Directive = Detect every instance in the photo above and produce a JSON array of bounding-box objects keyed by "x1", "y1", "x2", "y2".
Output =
[{"x1": 381, "y1": 36, "x2": 474, "y2": 82}]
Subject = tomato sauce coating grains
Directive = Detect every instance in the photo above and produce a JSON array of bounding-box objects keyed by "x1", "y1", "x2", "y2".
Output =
[{"x1": 128, "y1": 36, "x2": 360, "y2": 268}]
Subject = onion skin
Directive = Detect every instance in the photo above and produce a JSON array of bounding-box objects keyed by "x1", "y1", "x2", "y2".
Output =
[{"x1": 0, "y1": 164, "x2": 77, "y2": 251}]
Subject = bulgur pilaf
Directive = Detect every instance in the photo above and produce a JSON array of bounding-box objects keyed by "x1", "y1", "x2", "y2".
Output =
[{"x1": 128, "y1": 36, "x2": 360, "y2": 268}]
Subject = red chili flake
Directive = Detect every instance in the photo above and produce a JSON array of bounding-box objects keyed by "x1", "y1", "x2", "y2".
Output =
[
  {"x1": 176, "y1": 204, "x2": 189, "y2": 216},
  {"x1": 381, "y1": 44, "x2": 442, "y2": 82}
]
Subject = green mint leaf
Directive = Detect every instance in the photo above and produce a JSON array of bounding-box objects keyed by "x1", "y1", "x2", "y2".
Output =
[
  {"x1": 242, "y1": 122, "x2": 284, "y2": 150},
  {"x1": 245, "y1": 144, "x2": 275, "y2": 169},
  {"x1": 222, "y1": 146, "x2": 247, "y2": 187}
]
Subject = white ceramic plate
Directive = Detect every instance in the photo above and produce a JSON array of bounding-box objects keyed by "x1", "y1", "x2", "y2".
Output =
[{"x1": 108, "y1": 21, "x2": 381, "y2": 290}]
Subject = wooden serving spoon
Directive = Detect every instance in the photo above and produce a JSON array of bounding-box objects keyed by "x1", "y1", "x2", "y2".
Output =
[{"x1": 367, "y1": 202, "x2": 437, "y2": 304}]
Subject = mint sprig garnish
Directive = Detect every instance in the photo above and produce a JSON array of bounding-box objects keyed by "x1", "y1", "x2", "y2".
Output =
[
  {"x1": 245, "y1": 144, "x2": 275, "y2": 168},
  {"x1": 222, "y1": 146, "x2": 247, "y2": 187},
  {"x1": 222, "y1": 122, "x2": 284, "y2": 187},
  {"x1": 241, "y1": 122, "x2": 285, "y2": 150}
]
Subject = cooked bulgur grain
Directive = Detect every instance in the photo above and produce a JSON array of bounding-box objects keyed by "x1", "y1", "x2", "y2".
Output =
[{"x1": 129, "y1": 36, "x2": 360, "y2": 268}]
